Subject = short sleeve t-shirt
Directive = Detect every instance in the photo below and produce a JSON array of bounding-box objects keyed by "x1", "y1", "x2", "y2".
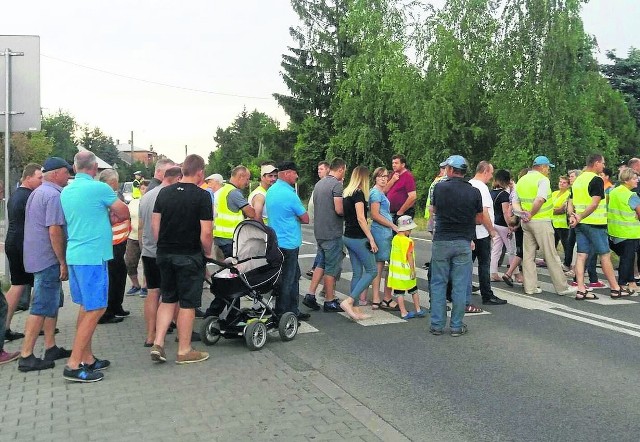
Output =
[
  {"x1": 387, "y1": 170, "x2": 416, "y2": 213},
  {"x1": 139, "y1": 185, "x2": 163, "y2": 258},
  {"x1": 153, "y1": 182, "x2": 213, "y2": 255},
  {"x1": 468, "y1": 178, "x2": 495, "y2": 239},
  {"x1": 432, "y1": 177, "x2": 483, "y2": 242},
  {"x1": 343, "y1": 190, "x2": 368, "y2": 239},
  {"x1": 5, "y1": 187, "x2": 33, "y2": 248},
  {"x1": 61, "y1": 173, "x2": 118, "y2": 265},
  {"x1": 313, "y1": 175, "x2": 344, "y2": 241},
  {"x1": 369, "y1": 187, "x2": 392, "y2": 229},
  {"x1": 23, "y1": 181, "x2": 66, "y2": 273},
  {"x1": 265, "y1": 179, "x2": 306, "y2": 249},
  {"x1": 490, "y1": 188, "x2": 510, "y2": 227}
]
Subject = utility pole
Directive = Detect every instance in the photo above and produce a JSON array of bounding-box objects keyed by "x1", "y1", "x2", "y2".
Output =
[
  {"x1": 130, "y1": 130, "x2": 134, "y2": 166},
  {"x1": 185, "y1": 145, "x2": 187, "y2": 158}
]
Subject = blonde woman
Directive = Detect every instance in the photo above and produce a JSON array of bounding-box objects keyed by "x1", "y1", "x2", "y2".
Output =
[{"x1": 341, "y1": 166, "x2": 377, "y2": 320}]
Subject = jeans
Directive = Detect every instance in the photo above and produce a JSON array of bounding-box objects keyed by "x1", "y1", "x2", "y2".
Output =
[
  {"x1": 274, "y1": 248, "x2": 301, "y2": 316},
  {"x1": 472, "y1": 236, "x2": 494, "y2": 302},
  {"x1": 343, "y1": 236, "x2": 378, "y2": 303},
  {"x1": 610, "y1": 239, "x2": 639, "y2": 285},
  {"x1": 430, "y1": 240, "x2": 471, "y2": 331}
]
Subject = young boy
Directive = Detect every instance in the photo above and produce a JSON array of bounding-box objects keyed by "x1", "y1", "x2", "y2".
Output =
[{"x1": 388, "y1": 216, "x2": 427, "y2": 319}]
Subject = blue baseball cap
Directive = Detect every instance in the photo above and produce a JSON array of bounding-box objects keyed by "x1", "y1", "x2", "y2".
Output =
[
  {"x1": 532, "y1": 156, "x2": 555, "y2": 167},
  {"x1": 42, "y1": 157, "x2": 72, "y2": 173},
  {"x1": 442, "y1": 155, "x2": 468, "y2": 170}
]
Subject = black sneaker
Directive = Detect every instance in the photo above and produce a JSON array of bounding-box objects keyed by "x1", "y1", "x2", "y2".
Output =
[
  {"x1": 5, "y1": 329, "x2": 25, "y2": 342},
  {"x1": 44, "y1": 346, "x2": 72, "y2": 361},
  {"x1": 302, "y1": 295, "x2": 320, "y2": 311},
  {"x1": 63, "y1": 364, "x2": 104, "y2": 383},
  {"x1": 114, "y1": 310, "x2": 130, "y2": 318},
  {"x1": 18, "y1": 354, "x2": 55, "y2": 372},
  {"x1": 296, "y1": 312, "x2": 311, "y2": 321},
  {"x1": 323, "y1": 300, "x2": 343, "y2": 312},
  {"x1": 98, "y1": 315, "x2": 124, "y2": 324},
  {"x1": 86, "y1": 357, "x2": 110, "y2": 371},
  {"x1": 450, "y1": 324, "x2": 468, "y2": 337}
]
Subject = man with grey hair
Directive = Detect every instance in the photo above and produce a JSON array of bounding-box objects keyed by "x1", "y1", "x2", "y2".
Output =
[
  {"x1": 98, "y1": 169, "x2": 131, "y2": 324},
  {"x1": 61, "y1": 151, "x2": 129, "y2": 382},
  {"x1": 147, "y1": 158, "x2": 176, "y2": 192}
]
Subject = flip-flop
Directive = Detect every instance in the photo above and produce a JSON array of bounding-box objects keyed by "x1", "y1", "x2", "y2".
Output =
[{"x1": 379, "y1": 299, "x2": 400, "y2": 311}]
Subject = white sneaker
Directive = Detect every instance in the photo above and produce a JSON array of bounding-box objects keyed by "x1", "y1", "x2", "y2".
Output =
[
  {"x1": 525, "y1": 287, "x2": 543, "y2": 295},
  {"x1": 558, "y1": 287, "x2": 578, "y2": 296}
]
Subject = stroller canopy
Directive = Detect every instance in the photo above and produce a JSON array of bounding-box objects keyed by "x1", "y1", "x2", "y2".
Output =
[{"x1": 232, "y1": 220, "x2": 283, "y2": 273}]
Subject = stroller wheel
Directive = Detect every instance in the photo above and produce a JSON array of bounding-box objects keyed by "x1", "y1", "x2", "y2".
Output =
[
  {"x1": 244, "y1": 321, "x2": 267, "y2": 351},
  {"x1": 200, "y1": 316, "x2": 222, "y2": 346},
  {"x1": 278, "y1": 312, "x2": 298, "y2": 342}
]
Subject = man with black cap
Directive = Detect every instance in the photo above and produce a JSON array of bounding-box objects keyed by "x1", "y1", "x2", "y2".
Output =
[
  {"x1": 266, "y1": 161, "x2": 310, "y2": 320},
  {"x1": 429, "y1": 155, "x2": 482, "y2": 337},
  {"x1": 18, "y1": 157, "x2": 73, "y2": 372}
]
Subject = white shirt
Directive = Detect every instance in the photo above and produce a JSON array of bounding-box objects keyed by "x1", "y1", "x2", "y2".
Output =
[{"x1": 469, "y1": 178, "x2": 494, "y2": 239}]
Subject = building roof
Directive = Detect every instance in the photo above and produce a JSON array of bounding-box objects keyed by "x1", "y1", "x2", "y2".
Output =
[{"x1": 116, "y1": 143, "x2": 152, "y2": 153}]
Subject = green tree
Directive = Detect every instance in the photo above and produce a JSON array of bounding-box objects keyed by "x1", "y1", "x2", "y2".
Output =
[
  {"x1": 79, "y1": 126, "x2": 120, "y2": 166},
  {"x1": 600, "y1": 47, "x2": 640, "y2": 129},
  {"x1": 41, "y1": 110, "x2": 78, "y2": 162}
]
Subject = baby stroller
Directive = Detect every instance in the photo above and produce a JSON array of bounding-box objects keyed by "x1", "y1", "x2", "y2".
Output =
[{"x1": 200, "y1": 220, "x2": 299, "y2": 351}]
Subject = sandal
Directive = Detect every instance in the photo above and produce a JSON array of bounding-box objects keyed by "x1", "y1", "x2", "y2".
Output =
[
  {"x1": 611, "y1": 288, "x2": 632, "y2": 299},
  {"x1": 576, "y1": 290, "x2": 598, "y2": 300},
  {"x1": 371, "y1": 302, "x2": 381, "y2": 310},
  {"x1": 465, "y1": 304, "x2": 483, "y2": 314},
  {"x1": 379, "y1": 299, "x2": 400, "y2": 311},
  {"x1": 502, "y1": 274, "x2": 514, "y2": 287}
]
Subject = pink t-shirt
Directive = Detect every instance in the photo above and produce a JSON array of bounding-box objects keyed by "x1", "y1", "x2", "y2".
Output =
[{"x1": 387, "y1": 170, "x2": 416, "y2": 213}]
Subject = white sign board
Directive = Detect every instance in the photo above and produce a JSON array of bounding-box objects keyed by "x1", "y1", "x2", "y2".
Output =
[{"x1": 0, "y1": 35, "x2": 41, "y2": 132}]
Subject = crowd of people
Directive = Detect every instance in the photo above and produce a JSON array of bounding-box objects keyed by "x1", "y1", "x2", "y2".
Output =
[{"x1": 2, "y1": 148, "x2": 640, "y2": 380}]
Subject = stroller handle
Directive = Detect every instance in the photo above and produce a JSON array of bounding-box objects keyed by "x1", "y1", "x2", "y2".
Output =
[{"x1": 205, "y1": 257, "x2": 233, "y2": 268}]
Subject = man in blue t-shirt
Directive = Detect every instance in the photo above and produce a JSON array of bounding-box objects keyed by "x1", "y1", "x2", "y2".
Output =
[
  {"x1": 266, "y1": 161, "x2": 309, "y2": 320},
  {"x1": 60, "y1": 151, "x2": 129, "y2": 383}
]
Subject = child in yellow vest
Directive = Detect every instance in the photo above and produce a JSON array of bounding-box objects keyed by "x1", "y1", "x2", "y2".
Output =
[{"x1": 388, "y1": 216, "x2": 427, "y2": 319}]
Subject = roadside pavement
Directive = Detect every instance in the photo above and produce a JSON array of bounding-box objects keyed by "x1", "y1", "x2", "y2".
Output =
[{"x1": 0, "y1": 284, "x2": 407, "y2": 442}]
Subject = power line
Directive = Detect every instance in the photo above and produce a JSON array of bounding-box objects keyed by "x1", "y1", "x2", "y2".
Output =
[{"x1": 41, "y1": 53, "x2": 273, "y2": 100}]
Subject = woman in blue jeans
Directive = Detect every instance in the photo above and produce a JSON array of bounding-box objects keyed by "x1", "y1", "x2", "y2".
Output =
[{"x1": 341, "y1": 166, "x2": 377, "y2": 320}]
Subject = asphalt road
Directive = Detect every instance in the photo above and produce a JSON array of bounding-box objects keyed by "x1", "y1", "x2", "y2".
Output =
[{"x1": 259, "y1": 224, "x2": 640, "y2": 441}]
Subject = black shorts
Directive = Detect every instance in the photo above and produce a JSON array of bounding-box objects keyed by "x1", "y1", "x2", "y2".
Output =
[
  {"x1": 394, "y1": 286, "x2": 418, "y2": 296},
  {"x1": 5, "y1": 244, "x2": 34, "y2": 286},
  {"x1": 156, "y1": 252, "x2": 204, "y2": 309},
  {"x1": 142, "y1": 256, "x2": 161, "y2": 290}
]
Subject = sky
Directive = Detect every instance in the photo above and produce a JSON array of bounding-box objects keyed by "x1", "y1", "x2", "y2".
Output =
[{"x1": 1, "y1": 0, "x2": 638, "y2": 163}]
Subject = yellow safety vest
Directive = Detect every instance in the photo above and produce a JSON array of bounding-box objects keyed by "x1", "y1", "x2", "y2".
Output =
[
  {"x1": 571, "y1": 171, "x2": 607, "y2": 225},
  {"x1": 248, "y1": 185, "x2": 268, "y2": 225},
  {"x1": 515, "y1": 171, "x2": 553, "y2": 220},
  {"x1": 132, "y1": 179, "x2": 142, "y2": 199},
  {"x1": 387, "y1": 235, "x2": 417, "y2": 291},
  {"x1": 213, "y1": 183, "x2": 245, "y2": 239},
  {"x1": 424, "y1": 176, "x2": 443, "y2": 219},
  {"x1": 551, "y1": 190, "x2": 569, "y2": 229},
  {"x1": 607, "y1": 185, "x2": 640, "y2": 239}
]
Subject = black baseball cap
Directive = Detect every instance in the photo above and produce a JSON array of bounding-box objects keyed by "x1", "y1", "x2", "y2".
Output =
[{"x1": 42, "y1": 157, "x2": 73, "y2": 173}]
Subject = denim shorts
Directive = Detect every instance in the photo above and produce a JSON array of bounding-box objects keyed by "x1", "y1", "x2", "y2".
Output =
[
  {"x1": 156, "y1": 252, "x2": 204, "y2": 309},
  {"x1": 31, "y1": 264, "x2": 63, "y2": 318},
  {"x1": 576, "y1": 224, "x2": 610, "y2": 255},
  {"x1": 69, "y1": 263, "x2": 108, "y2": 311},
  {"x1": 371, "y1": 225, "x2": 392, "y2": 262},
  {"x1": 315, "y1": 238, "x2": 344, "y2": 278}
]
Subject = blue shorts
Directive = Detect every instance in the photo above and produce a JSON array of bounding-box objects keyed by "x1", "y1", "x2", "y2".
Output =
[
  {"x1": 69, "y1": 263, "x2": 108, "y2": 311},
  {"x1": 371, "y1": 226, "x2": 392, "y2": 262},
  {"x1": 575, "y1": 224, "x2": 610, "y2": 255},
  {"x1": 315, "y1": 238, "x2": 344, "y2": 278},
  {"x1": 31, "y1": 264, "x2": 63, "y2": 318}
]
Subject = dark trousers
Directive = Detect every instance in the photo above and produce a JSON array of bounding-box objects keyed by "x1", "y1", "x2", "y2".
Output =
[
  {"x1": 554, "y1": 228, "x2": 569, "y2": 253},
  {"x1": 0, "y1": 288, "x2": 7, "y2": 352},
  {"x1": 472, "y1": 236, "x2": 494, "y2": 302},
  {"x1": 564, "y1": 228, "x2": 576, "y2": 267},
  {"x1": 107, "y1": 241, "x2": 127, "y2": 315},
  {"x1": 274, "y1": 248, "x2": 301, "y2": 316},
  {"x1": 206, "y1": 242, "x2": 240, "y2": 319},
  {"x1": 611, "y1": 239, "x2": 639, "y2": 285}
]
